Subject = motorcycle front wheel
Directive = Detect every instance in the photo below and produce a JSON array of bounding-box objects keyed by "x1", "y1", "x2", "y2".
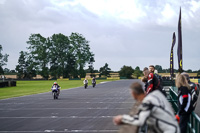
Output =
[{"x1": 53, "y1": 92, "x2": 57, "y2": 99}]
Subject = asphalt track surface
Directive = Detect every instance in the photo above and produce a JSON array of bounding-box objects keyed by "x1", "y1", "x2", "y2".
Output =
[{"x1": 0, "y1": 80, "x2": 139, "y2": 133}]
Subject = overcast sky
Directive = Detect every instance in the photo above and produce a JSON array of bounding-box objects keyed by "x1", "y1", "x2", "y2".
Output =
[{"x1": 0, "y1": 0, "x2": 200, "y2": 71}]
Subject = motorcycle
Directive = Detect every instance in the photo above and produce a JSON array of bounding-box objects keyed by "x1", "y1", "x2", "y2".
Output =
[
  {"x1": 51, "y1": 86, "x2": 59, "y2": 99},
  {"x1": 92, "y1": 81, "x2": 96, "y2": 88},
  {"x1": 84, "y1": 83, "x2": 88, "y2": 89}
]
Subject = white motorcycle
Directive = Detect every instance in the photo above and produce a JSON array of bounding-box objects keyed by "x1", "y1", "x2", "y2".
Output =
[{"x1": 51, "y1": 86, "x2": 60, "y2": 99}]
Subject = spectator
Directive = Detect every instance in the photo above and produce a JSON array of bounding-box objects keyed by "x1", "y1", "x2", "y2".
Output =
[
  {"x1": 143, "y1": 67, "x2": 162, "y2": 94},
  {"x1": 113, "y1": 82, "x2": 180, "y2": 133},
  {"x1": 181, "y1": 72, "x2": 199, "y2": 96},
  {"x1": 149, "y1": 65, "x2": 163, "y2": 89},
  {"x1": 141, "y1": 76, "x2": 148, "y2": 92},
  {"x1": 176, "y1": 74, "x2": 193, "y2": 133}
]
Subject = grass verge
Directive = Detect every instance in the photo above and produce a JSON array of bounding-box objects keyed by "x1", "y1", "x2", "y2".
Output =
[{"x1": 0, "y1": 79, "x2": 117, "y2": 100}]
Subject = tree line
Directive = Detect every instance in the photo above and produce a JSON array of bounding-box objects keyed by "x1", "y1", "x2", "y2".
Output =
[
  {"x1": 15, "y1": 33, "x2": 95, "y2": 79},
  {"x1": 1, "y1": 32, "x2": 200, "y2": 79}
]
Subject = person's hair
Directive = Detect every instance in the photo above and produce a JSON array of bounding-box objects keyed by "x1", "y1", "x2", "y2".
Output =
[
  {"x1": 149, "y1": 65, "x2": 155, "y2": 69},
  {"x1": 181, "y1": 72, "x2": 190, "y2": 81},
  {"x1": 141, "y1": 76, "x2": 148, "y2": 83},
  {"x1": 175, "y1": 74, "x2": 191, "y2": 89},
  {"x1": 130, "y1": 82, "x2": 144, "y2": 95},
  {"x1": 143, "y1": 67, "x2": 148, "y2": 72}
]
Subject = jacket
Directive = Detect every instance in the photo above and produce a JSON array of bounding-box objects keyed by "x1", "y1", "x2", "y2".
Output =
[{"x1": 122, "y1": 90, "x2": 180, "y2": 133}]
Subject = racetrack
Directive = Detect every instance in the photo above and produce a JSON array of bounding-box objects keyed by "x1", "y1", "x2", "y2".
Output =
[{"x1": 0, "y1": 80, "x2": 139, "y2": 133}]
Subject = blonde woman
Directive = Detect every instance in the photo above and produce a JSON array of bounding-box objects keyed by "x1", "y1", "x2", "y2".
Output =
[{"x1": 176, "y1": 74, "x2": 192, "y2": 133}]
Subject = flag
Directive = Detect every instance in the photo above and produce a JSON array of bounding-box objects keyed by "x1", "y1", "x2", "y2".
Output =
[
  {"x1": 170, "y1": 32, "x2": 176, "y2": 77},
  {"x1": 177, "y1": 7, "x2": 183, "y2": 73}
]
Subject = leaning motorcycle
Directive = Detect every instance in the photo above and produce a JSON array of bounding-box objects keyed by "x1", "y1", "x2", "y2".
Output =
[{"x1": 51, "y1": 86, "x2": 59, "y2": 99}]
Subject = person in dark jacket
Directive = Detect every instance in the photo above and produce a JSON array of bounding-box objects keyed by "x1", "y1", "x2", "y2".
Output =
[
  {"x1": 181, "y1": 72, "x2": 199, "y2": 111},
  {"x1": 176, "y1": 74, "x2": 192, "y2": 133},
  {"x1": 182, "y1": 72, "x2": 199, "y2": 96},
  {"x1": 149, "y1": 65, "x2": 166, "y2": 95}
]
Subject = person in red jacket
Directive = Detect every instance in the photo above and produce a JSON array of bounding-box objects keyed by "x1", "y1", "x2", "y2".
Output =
[{"x1": 143, "y1": 67, "x2": 161, "y2": 94}]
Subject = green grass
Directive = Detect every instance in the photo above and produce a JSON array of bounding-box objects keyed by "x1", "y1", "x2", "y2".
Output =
[{"x1": 0, "y1": 79, "x2": 117, "y2": 100}]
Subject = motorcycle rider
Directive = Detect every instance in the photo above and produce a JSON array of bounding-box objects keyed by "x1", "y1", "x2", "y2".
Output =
[
  {"x1": 83, "y1": 78, "x2": 88, "y2": 87},
  {"x1": 92, "y1": 77, "x2": 96, "y2": 84},
  {"x1": 51, "y1": 82, "x2": 60, "y2": 95}
]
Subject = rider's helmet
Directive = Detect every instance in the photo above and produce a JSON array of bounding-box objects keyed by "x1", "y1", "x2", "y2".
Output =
[{"x1": 54, "y1": 82, "x2": 57, "y2": 85}]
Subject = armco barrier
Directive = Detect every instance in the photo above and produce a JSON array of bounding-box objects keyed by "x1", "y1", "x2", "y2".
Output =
[
  {"x1": 120, "y1": 77, "x2": 127, "y2": 79},
  {"x1": 107, "y1": 77, "x2": 120, "y2": 80},
  {"x1": 0, "y1": 81, "x2": 16, "y2": 87},
  {"x1": 167, "y1": 86, "x2": 200, "y2": 133},
  {"x1": 69, "y1": 78, "x2": 81, "y2": 80},
  {"x1": 57, "y1": 78, "x2": 69, "y2": 81},
  {"x1": 163, "y1": 80, "x2": 175, "y2": 86}
]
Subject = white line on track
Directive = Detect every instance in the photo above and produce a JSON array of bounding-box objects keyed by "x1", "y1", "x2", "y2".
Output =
[
  {"x1": 0, "y1": 107, "x2": 130, "y2": 110},
  {"x1": 0, "y1": 116, "x2": 114, "y2": 119},
  {"x1": 0, "y1": 130, "x2": 118, "y2": 132},
  {"x1": 0, "y1": 102, "x2": 133, "y2": 105}
]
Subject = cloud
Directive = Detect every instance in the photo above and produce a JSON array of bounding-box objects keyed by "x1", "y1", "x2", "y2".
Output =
[
  {"x1": 189, "y1": 0, "x2": 200, "y2": 12},
  {"x1": 0, "y1": 0, "x2": 200, "y2": 71}
]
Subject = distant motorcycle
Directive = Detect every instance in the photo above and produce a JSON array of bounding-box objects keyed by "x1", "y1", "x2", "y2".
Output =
[
  {"x1": 51, "y1": 86, "x2": 59, "y2": 99},
  {"x1": 92, "y1": 81, "x2": 96, "y2": 88},
  {"x1": 84, "y1": 83, "x2": 88, "y2": 89},
  {"x1": 83, "y1": 79, "x2": 88, "y2": 89}
]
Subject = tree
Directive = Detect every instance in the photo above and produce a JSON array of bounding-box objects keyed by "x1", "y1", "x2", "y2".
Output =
[
  {"x1": 64, "y1": 54, "x2": 78, "y2": 78},
  {"x1": 25, "y1": 32, "x2": 95, "y2": 79},
  {"x1": 4, "y1": 68, "x2": 10, "y2": 73},
  {"x1": 185, "y1": 69, "x2": 192, "y2": 73},
  {"x1": 133, "y1": 66, "x2": 142, "y2": 79},
  {"x1": 4, "y1": 68, "x2": 16, "y2": 74},
  {"x1": 162, "y1": 68, "x2": 170, "y2": 73},
  {"x1": 15, "y1": 51, "x2": 36, "y2": 79},
  {"x1": 24, "y1": 56, "x2": 37, "y2": 79},
  {"x1": 0, "y1": 66, "x2": 4, "y2": 75},
  {"x1": 88, "y1": 55, "x2": 95, "y2": 77},
  {"x1": 99, "y1": 63, "x2": 111, "y2": 77},
  {"x1": 119, "y1": 65, "x2": 134, "y2": 79},
  {"x1": 27, "y1": 34, "x2": 49, "y2": 79},
  {"x1": 197, "y1": 70, "x2": 200, "y2": 78},
  {"x1": 155, "y1": 65, "x2": 163, "y2": 73},
  {"x1": 49, "y1": 33, "x2": 71, "y2": 78},
  {"x1": 0, "y1": 44, "x2": 9, "y2": 74},
  {"x1": 69, "y1": 33, "x2": 94, "y2": 78},
  {"x1": 10, "y1": 70, "x2": 16, "y2": 73},
  {"x1": 16, "y1": 51, "x2": 26, "y2": 79}
]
